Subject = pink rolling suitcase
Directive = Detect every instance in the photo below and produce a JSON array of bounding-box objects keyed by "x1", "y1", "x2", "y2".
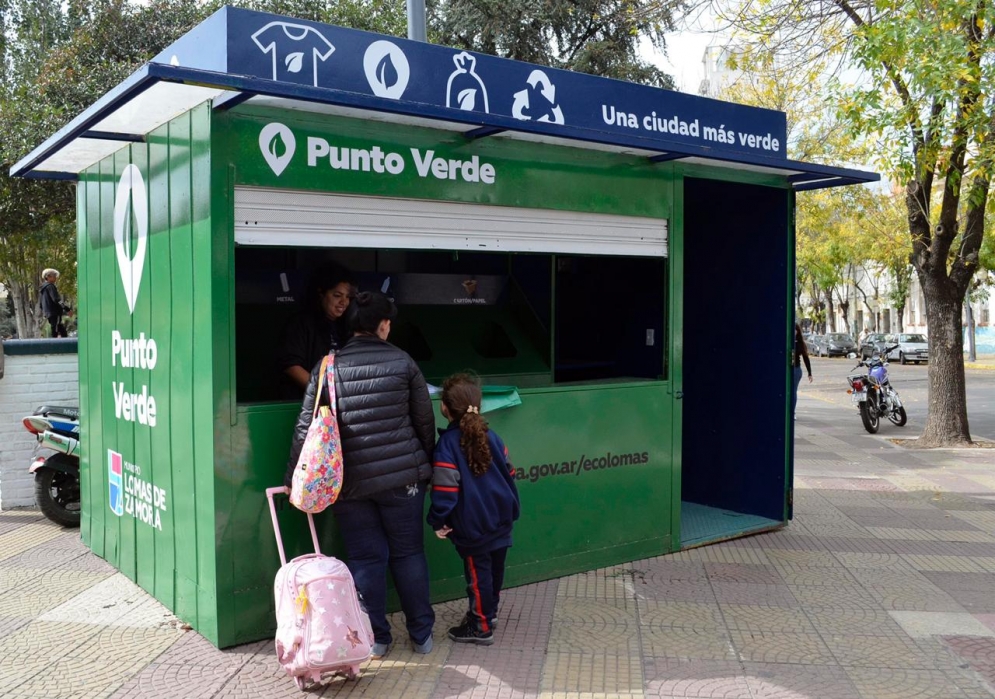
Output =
[{"x1": 266, "y1": 486, "x2": 374, "y2": 690}]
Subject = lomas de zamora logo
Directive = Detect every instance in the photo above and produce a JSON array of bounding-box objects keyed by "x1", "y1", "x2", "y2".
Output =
[
  {"x1": 114, "y1": 164, "x2": 148, "y2": 314},
  {"x1": 108, "y1": 450, "x2": 124, "y2": 517}
]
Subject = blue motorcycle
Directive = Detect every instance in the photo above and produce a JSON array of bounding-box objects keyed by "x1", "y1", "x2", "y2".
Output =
[
  {"x1": 847, "y1": 345, "x2": 908, "y2": 434},
  {"x1": 22, "y1": 405, "x2": 81, "y2": 527}
]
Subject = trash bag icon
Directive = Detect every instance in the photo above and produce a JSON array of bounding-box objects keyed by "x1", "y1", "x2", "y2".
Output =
[{"x1": 446, "y1": 52, "x2": 490, "y2": 113}]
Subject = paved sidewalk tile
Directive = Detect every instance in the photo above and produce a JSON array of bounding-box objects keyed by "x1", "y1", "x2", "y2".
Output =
[
  {"x1": 643, "y1": 658, "x2": 750, "y2": 698},
  {"x1": 2, "y1": 394, "x2": 995, "y2": 698},
  {"x1": 0, "y1": 512, "x2": 46, "y2": 540},
  {"x1": 891, "y1": 611, "x2": 995, "y2": 638},
  {"x1": 741, "y1": 662, "x2": 862, "y2": 699}
]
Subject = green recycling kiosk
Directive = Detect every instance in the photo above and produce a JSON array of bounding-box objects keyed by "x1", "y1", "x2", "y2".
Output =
[{"x1": 11, "y1": 6, "x2": 878, "y2": 647}]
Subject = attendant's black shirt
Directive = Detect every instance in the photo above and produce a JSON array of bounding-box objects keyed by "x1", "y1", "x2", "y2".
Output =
[{"x1": 277, "y1": 313, "x2": 350, "y2": 397}]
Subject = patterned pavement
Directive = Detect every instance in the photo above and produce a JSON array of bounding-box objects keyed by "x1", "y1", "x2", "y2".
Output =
[{"x1": 2, "y1": 395, "x2": 995, "y2": 698}]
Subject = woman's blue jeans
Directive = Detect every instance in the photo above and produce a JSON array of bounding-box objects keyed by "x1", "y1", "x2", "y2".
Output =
[
  {"x1": 332, "y1": 482, "x2": 435, "y2": 646},
  {"x1": 791, "y1": 365, "x2": 803, "y2": 418}
]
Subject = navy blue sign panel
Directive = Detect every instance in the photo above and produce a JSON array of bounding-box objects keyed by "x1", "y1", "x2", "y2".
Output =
[{"x1": 156, "y1": 7, "x2": 787, "y2": 160}]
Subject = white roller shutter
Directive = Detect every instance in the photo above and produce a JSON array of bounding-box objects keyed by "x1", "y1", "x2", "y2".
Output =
[{"x1": 234, "y1": 187, "x2": 667, "y2": 257}]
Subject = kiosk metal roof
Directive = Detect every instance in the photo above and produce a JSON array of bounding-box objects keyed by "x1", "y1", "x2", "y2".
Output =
[{"x1": 11, "y1": 6, "x2": 878, "y2": 190}]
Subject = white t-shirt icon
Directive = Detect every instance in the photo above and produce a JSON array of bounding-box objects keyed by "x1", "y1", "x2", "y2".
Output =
[{"x1": 252, "y1": 22, "x2": 335, "y2": 86}]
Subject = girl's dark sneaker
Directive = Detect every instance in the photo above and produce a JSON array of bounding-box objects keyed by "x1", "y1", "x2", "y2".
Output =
[{"x1": 447, "y1": 619, "x2": 494, "y2": 645}]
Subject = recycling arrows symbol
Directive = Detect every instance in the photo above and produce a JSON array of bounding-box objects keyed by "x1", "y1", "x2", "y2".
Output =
[{"x1": 512, "y1": 70, "x2": 565, "y2": 125}]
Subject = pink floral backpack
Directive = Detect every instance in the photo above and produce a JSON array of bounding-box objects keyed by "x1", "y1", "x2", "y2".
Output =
[{"x1": 290, "y1": 354, "x2": 344, "y2": 513}]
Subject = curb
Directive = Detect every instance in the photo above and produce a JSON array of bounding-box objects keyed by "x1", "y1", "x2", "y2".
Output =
[{"x1": 965, "y1": 361, "x2": 995, "y2": 370}]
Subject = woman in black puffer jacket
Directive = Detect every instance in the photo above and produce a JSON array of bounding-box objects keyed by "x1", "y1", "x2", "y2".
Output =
[{"x1": 285, "y1": 292, "x2": 436, "y2": 659}]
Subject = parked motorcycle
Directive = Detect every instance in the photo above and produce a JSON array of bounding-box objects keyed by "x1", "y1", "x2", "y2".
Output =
[
  {"x1": 22, "y1": 406, "x2": 81, "y2": 527},
  {"x1": 846, "y1": 346, "x2": 908, "y2": 434}
]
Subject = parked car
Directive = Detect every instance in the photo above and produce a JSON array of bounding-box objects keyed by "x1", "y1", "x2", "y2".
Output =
[
  {"x1": 887, "y1": 333, "x2": 929, "y2": 364},
  {"x1": 806, "y1": 334, "x2": 824, "y2": 356},
  {"x1": 819, "y1": 333, "x2": 858, "y2": 357},
  {"x1": 860, "y1": 333, "x2": 891, "y2": 359}
]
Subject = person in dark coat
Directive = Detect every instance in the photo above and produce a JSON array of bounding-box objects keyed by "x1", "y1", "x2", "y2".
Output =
[
  {"x1": 792, "y1": 322, "x2": 813, "y2": 419},
  {"x1": 428, "y1": 373, "x2": 520, "y2": 646},
  {"x1": 277, "y1": 263, "x2": 355, "y2": 396},
  {"x1": 284, "y1": 292, "x2": 436, "y2": 658},
  {"x1": 39, "y1": 269, "x2": 67, "y2": 338}
]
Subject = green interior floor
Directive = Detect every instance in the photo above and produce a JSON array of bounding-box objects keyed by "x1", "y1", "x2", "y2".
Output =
[{"x1": 680, "y1": 501, "x2": 781, "y2": 548}]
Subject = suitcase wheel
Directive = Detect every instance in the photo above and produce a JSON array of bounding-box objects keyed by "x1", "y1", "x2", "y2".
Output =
[{"x1": 294, "y1": 676, "x2": 307, "y2": 690}]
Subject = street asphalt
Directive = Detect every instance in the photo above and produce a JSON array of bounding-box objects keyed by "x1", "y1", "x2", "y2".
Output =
[
  {"x1": 1, "y1": 379, "x2": 995, "y2": 698},
  {"x1": 805, "y1": 356, "x2": 995, "y2": 441}
]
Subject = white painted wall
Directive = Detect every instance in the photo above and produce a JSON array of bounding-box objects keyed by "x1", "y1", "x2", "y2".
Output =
[{"x1": 0, "y1": 350, "x2": 78, "y2": 508}]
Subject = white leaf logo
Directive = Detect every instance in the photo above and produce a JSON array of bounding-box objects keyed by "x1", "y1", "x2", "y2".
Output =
[
  {"x1": 113, "y1": 165, "x2": 148, "y2": 315},
  {"x1": 285, "y1": 52, "x2": 304, "y2": 73},
  {"x1": 259, "y1": 123, "x2": 296, "y2": 177},
  {"x1": 363, "y1": 41, "x2": 410, "y2": 99},
  {"x1": 457, "y1": 88, "x2": 477, "y2": 111}
]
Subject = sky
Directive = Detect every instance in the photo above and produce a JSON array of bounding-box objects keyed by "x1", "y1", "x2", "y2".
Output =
[
  {"x1": 641, "y1": 7, "x2": 727, "y2": 95},
  {"x1": 642, "y1": 32, "x2": 714, "y2": 94}
]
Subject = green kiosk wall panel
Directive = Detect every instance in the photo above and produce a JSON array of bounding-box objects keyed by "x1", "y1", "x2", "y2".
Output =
[
  {"x1": 77, "y1": 103, "x2": 221, "y2": 644},
  {"x1": 212, "y1": 108, "x2": 676, "y2": 646},
  {"x1": 223, "y1": 388, "x2": 673, "y2": 646}
]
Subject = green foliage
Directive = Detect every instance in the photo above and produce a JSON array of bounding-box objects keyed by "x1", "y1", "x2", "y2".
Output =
[
  {"x1": 429, "y1": 0, "x2": 676, "y2": 88},
  {"x1": 0, "y1": 293, "x2": 16, "y2": 338},
  {"x1": 698, "y1": 0, "x2": 990, "y2": 442},
  {"x1": 217, "y1": 0, "x2": 406, "y2": 37},
  {"x1": 0, "y1": 0, "x2": 206, "y2": 336}
]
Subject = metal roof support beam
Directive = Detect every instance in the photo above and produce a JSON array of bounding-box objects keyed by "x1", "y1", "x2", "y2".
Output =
[
  {"x1": 787, "y1": 172, "x2": 831, "y2": 184},
  {"x1": 464, "y1": 126, "x2": 505, "y2": 140},
  {"x1": 20, "y1": 170, "x2": 79, "y2": 181},
  {"x1": 794, "y1": 178, "x2": 850, "y2": 191},
  {"x1": 81, "y1": 130, "x2": 145, "y2": 143},
  {"x1": 213, "y1": 91, "x2": 256, "y2": 111},
  {"x1": 649, "y1": 153, "x2": 688, "y2": 163}
]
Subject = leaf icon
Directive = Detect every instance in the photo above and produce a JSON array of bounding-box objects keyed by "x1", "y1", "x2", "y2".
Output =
[
  {"x1": 123, "y1": 198, "x2": 133, "y2": 258},
  {"x1": 376, "y1": 53, "x2": 398, "y2": 90},
  {"x1": 285, "y1": 52, "x2": 304, "y2": 73},
  {"x1": 457, "y1": 88, "x2": 477, "y2": 111},
  {"x1": 269, "y1": 133, "x2": 286, "y2": 160}
]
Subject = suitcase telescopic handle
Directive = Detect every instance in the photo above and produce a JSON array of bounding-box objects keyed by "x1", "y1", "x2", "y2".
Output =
[{"x1": 266, "y1": 486, "x2": 322, "y2": 566}]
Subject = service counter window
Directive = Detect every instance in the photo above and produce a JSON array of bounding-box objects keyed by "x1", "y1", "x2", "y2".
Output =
[{"x1": 233, "y1": 246, "x2": 666, "y2": 404}]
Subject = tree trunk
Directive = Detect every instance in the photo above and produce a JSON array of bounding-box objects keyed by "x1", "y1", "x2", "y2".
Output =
[
  {"x1": 896, "y1": 302, "x2": 905, "y2": 333},
  {"x1": 9, "y1": 280, "x2": 44, "y2": 339},
  {"x1": 918, "y1": 288, "x2": 971, "y2": 446},
  {"x1": 825, "y1": 290, "x2": 836, "y2": 332},
  {"x1": 967, "y1": 304, "x2": 977, "y2": 362}
]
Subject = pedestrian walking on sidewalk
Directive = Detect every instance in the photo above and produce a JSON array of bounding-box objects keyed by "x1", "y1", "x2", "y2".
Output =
[
  {"x1": 39, "y1": 268, "x2": 68, "y2": 338},
  {"x1": 793, "y1": 322, "x2": 813, "y2": 419},
  {"x1": 428, "y1": 373, "x2": 520, "y2": 646}
]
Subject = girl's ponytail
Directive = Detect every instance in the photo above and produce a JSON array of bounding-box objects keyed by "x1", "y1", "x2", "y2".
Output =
[
  {"x1": 441, "y1": 373, "x2": 492, "y2": 476},
  {"x1": 459, "y1": 409, "x2": 492, "y2": 477}
]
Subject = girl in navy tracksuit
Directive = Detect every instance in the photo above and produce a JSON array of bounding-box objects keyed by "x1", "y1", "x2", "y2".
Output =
[{"x1": 428, "y1": 373, "x2": 520, "y2": 645}]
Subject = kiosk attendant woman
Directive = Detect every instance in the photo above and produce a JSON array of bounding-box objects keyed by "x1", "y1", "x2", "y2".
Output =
[{"x1": 277, "y1": 263, "x2": 356, "y2": 395}]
